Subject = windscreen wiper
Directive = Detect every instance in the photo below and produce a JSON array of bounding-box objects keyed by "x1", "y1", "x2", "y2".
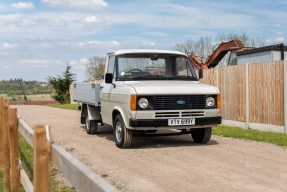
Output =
[
  {"x1": 172, "y1": 76, "x2": 198, "y2": 81},
  {"x1": 132, "y1": 75, "x2": 163, "y2": 80}
]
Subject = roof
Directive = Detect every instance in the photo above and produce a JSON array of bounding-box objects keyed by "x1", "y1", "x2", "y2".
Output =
[
  {"x1": 109, "y1": 49, "x2": 187, "y2": 56},
  {"x1": 237, "y1": 43, "x2": 287, "y2": 56}
]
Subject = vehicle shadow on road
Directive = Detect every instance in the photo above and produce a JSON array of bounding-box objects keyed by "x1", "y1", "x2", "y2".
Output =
[
  {"x1": 81, "y1": 125, "x2": 219, "y2": 149},
  {"x1": 132, "y1": 136, "x2": 219, "y2": 149}
]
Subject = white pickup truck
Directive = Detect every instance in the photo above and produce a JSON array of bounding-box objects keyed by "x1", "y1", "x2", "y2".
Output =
[{"x1": 74, "y1": 49, "x2": 221, "y2": 148}]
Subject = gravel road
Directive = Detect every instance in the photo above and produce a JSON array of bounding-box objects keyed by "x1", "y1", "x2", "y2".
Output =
[{"x1": 16, "y1": 105, "x2": 287, "y2": 192}]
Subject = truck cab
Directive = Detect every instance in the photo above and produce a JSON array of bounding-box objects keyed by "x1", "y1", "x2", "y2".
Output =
[{"x1": 74, "y1": 49, "x2": 221, "y2": 148}]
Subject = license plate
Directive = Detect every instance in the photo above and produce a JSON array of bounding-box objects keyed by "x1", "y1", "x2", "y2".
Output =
[{"x1": 168, "y1": 118, "x2": 195, "y2": 126}]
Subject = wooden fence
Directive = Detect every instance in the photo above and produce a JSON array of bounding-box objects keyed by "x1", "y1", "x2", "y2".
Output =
[
  {"x1": 200, "y1": 61, "x2": 287, "y2": 133},
  {"x1": 0, "y1": 96, "x2": 117, "y2": 192}
]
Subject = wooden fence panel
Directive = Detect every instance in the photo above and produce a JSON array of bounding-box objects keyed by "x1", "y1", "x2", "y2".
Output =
[
  {"x1": 218, "y1": 65, "x2": 246, "y2": 121},
  {"x1": 201, "y1": 68, "x2": 217, "y2": 86},
  {"x1": 200, "y1": 61, "x2": 284, "y2": 128},
  {"x1": 248, "y1": 61, "x2": 284, "y2": 126}
]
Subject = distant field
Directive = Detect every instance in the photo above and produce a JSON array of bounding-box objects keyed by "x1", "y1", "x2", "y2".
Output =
[
  {"x1": 2, "y1": 94, "x2": 58, "y2": 105},
  {"x1": 1, "y1": 94, "x2": 52, "y2": 101}
]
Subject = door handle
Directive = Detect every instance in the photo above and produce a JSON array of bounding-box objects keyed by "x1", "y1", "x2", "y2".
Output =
[{"x1": 100, "y1": 86, "x2": 104, "y2": 89}]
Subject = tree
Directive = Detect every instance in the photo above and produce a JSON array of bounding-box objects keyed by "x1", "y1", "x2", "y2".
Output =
[
  {"x1": 86, "y1": 56, "x2": 106, "y2": 80},
  {"x1": 48, "y1": 65, "x2": 75, "y2": 104},
  {"x1": 174, "y1": 36, "x2": 213, "y2": 61},
  {"x1": 174, "y1": 33, "x2": 266, "y2": 67},
  {"x1": 216, "y1": 33, "x2": 265, "y2": 47}
]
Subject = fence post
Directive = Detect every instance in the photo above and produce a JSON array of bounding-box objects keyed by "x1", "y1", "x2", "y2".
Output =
[
  {"x1": 245, "y1": 63, "x2": 249, "y2": 129},
  {"x1": 33, "y1": 125, "x2": 51, "y2": 192},
  {"x1": 0, "y1": 96, "x2": 3, "y2": 170},
  {"x1": 216, "y1": 67, "x2": 219, "y2": 87},
  {"x1": 9, "y1": 108, "x2": 20, "y2": 192},
  {"x1": 284, "y1": 61, "x2": 287, "y2": 133},
  {"x1": 3, "y1": 100, "x2": 11, "y2": 192}
]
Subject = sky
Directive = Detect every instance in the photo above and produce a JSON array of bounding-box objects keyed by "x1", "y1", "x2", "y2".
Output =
[{"x1": 0, "y1": 0, "x2": 287, "y2": 82}]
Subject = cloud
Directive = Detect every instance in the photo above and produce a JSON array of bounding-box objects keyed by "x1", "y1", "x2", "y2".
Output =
[
  {"x1": 0, "y1": 13, "x2": 69, "y2": 28},
  {"x1": 266, "y1": 35, "x2": 286, "y2": 44},
  {"x1": 36, "y1": 17, "x2": 68, "y2": 27},
  {"x1": 68, "y1": 58, "x2": 89, "y2": 69},
  {"x1": 10, "y1": 2, "x2": 35, "y2": 10},
  {"x1": 2, "y1": 43, "x2": 19, "y2": 49},
  {"x1": 19, "y1": 59, "x2": 64, "y2": 68},
  {"x1": 82, "y1": 16, "x2": 109, "y2": 26},
  {"x1": 0, "y1": 14, "x2": 34, "y2": 27},
  {"x1": 274, "y1": 36, "x2": 285, "y2": 42},
  {"x1": 83, "y1": 16, "x2": 99, "y2": 24},
  {"x1": 40, "y1": 43, "x2": 52, "y2": 48},
  {"x1": 145, "y1": 32, "x2": 169, "y2": 38},
  {"x1": 77, "y1": 40, "x2": 119, "y2": 48},
  {"x1": 143, "y1": 41, "x2": 156, "y2": 46},
  {"x1": 42, "y1": 0, "x2": 108, "y2": 8}
]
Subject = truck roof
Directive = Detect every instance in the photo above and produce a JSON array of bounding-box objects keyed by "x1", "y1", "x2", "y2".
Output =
[{"x1": 109, "y1": 49, "x2": 187, "y2": 56}]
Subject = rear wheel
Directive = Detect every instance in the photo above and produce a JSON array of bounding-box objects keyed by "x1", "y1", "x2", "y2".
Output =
[
  {"x1": 85, "y1": 116, "x2": 98, "y2": 135},
  {"x1": 114, "y1": 114, "x2": 133, "y2": 148},
  {"x1": 191, "y1": 127, "x2": 212, "y2": 143}
]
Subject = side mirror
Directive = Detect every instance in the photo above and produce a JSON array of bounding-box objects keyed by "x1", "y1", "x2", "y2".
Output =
[
  {"x1": 198, "y1": 69, "x2": 203, "y2": 79},
  {"x1": 105, "y1": 73, "x2": 113, "y2": 84}
]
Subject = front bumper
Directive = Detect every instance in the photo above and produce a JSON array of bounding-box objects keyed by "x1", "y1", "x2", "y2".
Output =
[{"x1": 129, "y1": 116, "x2": 222, "y2": 128}]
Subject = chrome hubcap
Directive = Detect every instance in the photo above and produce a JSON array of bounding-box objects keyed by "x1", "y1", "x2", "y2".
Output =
[{"x1": 115, "y1": 121, "x2": 123, "y2": 142}]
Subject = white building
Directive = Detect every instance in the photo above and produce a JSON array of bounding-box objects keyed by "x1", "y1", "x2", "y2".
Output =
[{"x1": 237, "y1": 44, "x2": 287, "y2": 64}]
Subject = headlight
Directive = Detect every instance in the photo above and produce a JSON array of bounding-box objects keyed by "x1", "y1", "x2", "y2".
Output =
[
  {"x1": 138, "y1": 98, "x2": 149, "y2": 109},
  {"x1": 206, "y1": 97, "x2": 215, "y2": 107}
]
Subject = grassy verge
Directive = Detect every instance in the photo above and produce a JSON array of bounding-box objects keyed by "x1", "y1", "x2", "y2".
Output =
[
  {"x1": 47, "y1": 104, "x2": 79, "y2": 111},
  {"x1": 0, "y1": 171, "x2": 3, "y2": 192},
  {"x1": 0, "y1": 134, "x2": 76, "y2": 192},
  {"x1": 213, "y1": 125, "x2": 287, "y2": 147}
]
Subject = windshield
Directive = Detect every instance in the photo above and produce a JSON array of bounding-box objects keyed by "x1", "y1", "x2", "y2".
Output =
[{"x1": 116, "y1": 54, "x2": 198, "y2": 81}]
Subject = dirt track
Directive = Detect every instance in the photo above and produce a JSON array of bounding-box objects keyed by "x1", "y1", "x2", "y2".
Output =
[{"x1": 16, "y1": 105, "x2": 287, "y2": 192}]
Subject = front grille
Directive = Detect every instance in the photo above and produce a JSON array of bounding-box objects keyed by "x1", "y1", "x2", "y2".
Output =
[
  {"x1": 182, "y1": 111, "x2": 204, "y2": 117},
  {"x1": 153, "y1": 95, "x2": 208, "y2": 110},
  {"x1": 155, "y1": 112, "x2": 180, "y2": 118},
  {"x1": 155, "y1": 111, "x2": 205, "y2": 118}
]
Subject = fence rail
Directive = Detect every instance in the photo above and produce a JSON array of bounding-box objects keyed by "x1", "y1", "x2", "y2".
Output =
[
  {"x1": 200, "y1": 61, "x2": 287, "y2": 133},
  {"x1": 0, "y1": 96, "x2": 117, "y2": 192}
]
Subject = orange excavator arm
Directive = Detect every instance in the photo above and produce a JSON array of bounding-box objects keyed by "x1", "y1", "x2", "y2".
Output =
[
  {"x1": 188, "y1": 39, "x2": 251, "y2": 69},
  {"x1": 188, "y1": 53, "x2": 204, "y2": 70},
  {"x1": 205, "y1": 40, "x2": 244, "y2": 68}
]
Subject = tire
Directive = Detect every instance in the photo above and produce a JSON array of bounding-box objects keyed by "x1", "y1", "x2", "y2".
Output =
[
  {"x1": 191, "y1": 127, "x2": 212, "y2": 143},
  {"x1": 114, "y1": 114, "x2": 133, "y2": 148},
  {"x1": 85, "y1": 116, "x2": 98, "y2": 135}
]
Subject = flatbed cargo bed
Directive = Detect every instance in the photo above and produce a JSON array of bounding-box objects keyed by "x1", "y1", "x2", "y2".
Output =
[{"x1": 73, "y1": 83, "x2": 101, "y2": 106}]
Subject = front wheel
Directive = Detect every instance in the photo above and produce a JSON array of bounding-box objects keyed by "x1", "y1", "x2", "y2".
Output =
[
  {"x1": 114, "y1": 114, "x2": 133, "y2": 148},
  {"x1": 191, "y1": 127, "x2": 212, "y2": 143},
  {"x1": 85, "y1": 116, "x2": 98, "y2": 135}
]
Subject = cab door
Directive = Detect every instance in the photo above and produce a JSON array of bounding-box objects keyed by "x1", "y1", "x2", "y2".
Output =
[{"x1": 100, "y1": 55, "x2": 116, "y2": 125}]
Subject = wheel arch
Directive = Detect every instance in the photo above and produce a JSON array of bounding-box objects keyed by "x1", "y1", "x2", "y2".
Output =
[{"x1": 112, "y1": 107, "x2": 128, "y2": 128}]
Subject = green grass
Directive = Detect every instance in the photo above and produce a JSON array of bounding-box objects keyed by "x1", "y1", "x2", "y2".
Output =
[
  {"x1": 213, "y1": 125, "x2": 287, "y2": 147},
  {"x1": 0, "y1": 134, "x2": 76, "y2": 192},
  {"x1": 0, "y1": 171, "x2": 3, "y2": 192},
  {"x1": 47, "y1": 104, "x2": 79, "y2": 111}
]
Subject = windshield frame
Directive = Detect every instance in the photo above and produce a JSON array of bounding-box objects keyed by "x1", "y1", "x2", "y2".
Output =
[{"x1": 115, "y1": 53, "x2": 198, "y2": 81}]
